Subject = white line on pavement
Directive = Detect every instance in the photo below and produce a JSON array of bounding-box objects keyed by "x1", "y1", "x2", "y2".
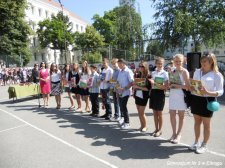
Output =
[
  {"x1": 6, "y1": 100, "x2": 225, "y2": 159},
  {"x1": 0, "y1": 108, "x2": 118, "y2": 168},
  {"x1": 0, "y1": 124, "x2": 27, "y2": 133}
]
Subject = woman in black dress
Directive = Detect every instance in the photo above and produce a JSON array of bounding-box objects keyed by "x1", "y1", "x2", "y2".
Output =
[
  {"x1": 133, "y1": 61, "x2": 151, "y2": 132},
  {"x1": 69, "y1": 63, "x2": 82, "y2": 112}
]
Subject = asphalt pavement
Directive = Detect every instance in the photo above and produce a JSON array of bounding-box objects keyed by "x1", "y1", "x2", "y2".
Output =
[{"x1": 0, "y1": 85, "x2": 225, "y2": 168}]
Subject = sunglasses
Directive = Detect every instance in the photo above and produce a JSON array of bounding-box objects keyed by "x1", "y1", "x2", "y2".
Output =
[{"x1": 139, "y1": 65, "x2": 144, "y2": 68}]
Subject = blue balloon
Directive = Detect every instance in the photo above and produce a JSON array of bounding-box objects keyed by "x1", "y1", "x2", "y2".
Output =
[{"x1": 207, "y1": 101, "x2": 220, "y2": 112}]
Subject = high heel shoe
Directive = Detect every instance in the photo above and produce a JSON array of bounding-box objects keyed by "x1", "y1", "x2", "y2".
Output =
[
  {"x1": 172, "y1": 135, "x2": 182, "y2": 144},
  {"x1": 168, "y1": 135, "x2": 176, "y2": 142},
  {"x1": 154, "y1": 131, "x2": 162, "y2": 137}
]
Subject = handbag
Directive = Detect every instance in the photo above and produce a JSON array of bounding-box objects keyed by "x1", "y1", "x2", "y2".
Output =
[
  {"x1": 182, "y1": 89, "x2": 192, "y2": 108},
  {"x1": 206, "y1": 98, "x2": 220, "y2": 112}
]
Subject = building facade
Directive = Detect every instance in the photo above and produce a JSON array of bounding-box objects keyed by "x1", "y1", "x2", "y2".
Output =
[{"x1": 25, "y1": 0, "x2": 88, "y2": 66}]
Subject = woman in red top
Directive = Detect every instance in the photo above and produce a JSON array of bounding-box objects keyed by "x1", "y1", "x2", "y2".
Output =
[{"x1": 39, "y1": 62, "x2": 51, "y2": 108}]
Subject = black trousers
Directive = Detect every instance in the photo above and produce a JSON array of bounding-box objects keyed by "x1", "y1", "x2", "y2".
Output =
[
  {"x1": 90, "y1": 93, "x2": 99, "y2": 114},
  {"x1": 119, "y1": 96, "x2": 129, "y2": 123}
]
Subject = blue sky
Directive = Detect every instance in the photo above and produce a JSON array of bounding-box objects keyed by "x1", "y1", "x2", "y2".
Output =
[{"x1": 61, "y1": 0, "x2": 155, "y2": 25}]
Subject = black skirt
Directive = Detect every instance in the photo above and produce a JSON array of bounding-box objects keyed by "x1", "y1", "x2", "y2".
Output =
[
  {"x1": 70, "y1": 86, "x2": 81, "y2": 95},
  {"x1": 191, "y1": 95, "x2": 215, "y2": 118},
  {"x1": 149, "y1": 89, "x2": 165, "y2": 111},
  {"x1": 134, "y1": 96, "x2": 149, "y2": 106},
  {"x1": 80, "y1": 88, "x2": 89, "y2": 96}
]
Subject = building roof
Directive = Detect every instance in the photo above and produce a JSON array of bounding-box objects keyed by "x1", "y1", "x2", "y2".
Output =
[{"x1": 43, "y1": 0, "x2": 88, "y2": 24}]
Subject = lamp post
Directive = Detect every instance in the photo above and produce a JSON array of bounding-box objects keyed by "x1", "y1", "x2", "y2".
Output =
[{"x1": 57, "y1": 0, "x2": 67, "y2": 64}]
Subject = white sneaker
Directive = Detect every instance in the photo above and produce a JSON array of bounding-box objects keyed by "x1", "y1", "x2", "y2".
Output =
[
  {"x1": 189, "y1": 143, "x2": 199, "y2": 151},
  {"x1": 196, "y1": 143, "x2": 207, "y2": 154},
  {"x1": 121, "y1": 123, "x2": 130, "y2": 129},
  {"x1": 118, "y1": 117, "x2": 124, "y2": 125}
]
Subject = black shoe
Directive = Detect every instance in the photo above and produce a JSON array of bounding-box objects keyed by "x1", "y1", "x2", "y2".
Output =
[
  {"x1": 89, "y1": 113, "x2": 95, "y2": 116},
  {"x1": 93, "y1": 114, "x2": 99, "y2": 117},
  {"x1": 100, "y1": 114, "x2": 107, "y2": 118},
  {"x1": 105, "y1": 115, "x2": 112, "y2": 120}
]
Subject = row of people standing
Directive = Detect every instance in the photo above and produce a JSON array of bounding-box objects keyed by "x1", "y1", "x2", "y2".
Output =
[
  {"x1": 147, "y1": 53, "x2": 224, "y2": 154},
  {"x1": 37, "y1": 53, "x2": 224, "y2": 155}
]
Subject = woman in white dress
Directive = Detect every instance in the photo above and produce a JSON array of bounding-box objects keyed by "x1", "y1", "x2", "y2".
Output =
[{"x1": 169, "y1": 54, "x2": 190, "y2": 144}]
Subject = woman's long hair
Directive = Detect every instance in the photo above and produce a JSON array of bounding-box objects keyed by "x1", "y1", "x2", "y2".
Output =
[
  {"x1": 50, "y1": 63, "x2": 58, "y2": 75},
  {"x1": 139, "y1": 61, "x2": 149, "y2": 78},
  {"x1": 200, "y1": 53, "x2": 219, "y2": 73}
]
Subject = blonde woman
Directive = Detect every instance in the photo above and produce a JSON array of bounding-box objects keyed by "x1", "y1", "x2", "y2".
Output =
[
  {"x1": 133, "y1": 61, "x2": 151, "y2": 132},
  {"x1": 169, "y1": 54, "x2": 190, "y2": 144},
  {"x1": 189, "y1": 53, "x2": 224, "y2": 154},
  {"x1": 149, "y1": 57, "x2": 168, "y2": 137}
]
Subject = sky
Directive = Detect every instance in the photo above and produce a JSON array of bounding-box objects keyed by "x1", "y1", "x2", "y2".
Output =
[{"x1": 60, "y1": 0, "x2": 155, "y2": 25}]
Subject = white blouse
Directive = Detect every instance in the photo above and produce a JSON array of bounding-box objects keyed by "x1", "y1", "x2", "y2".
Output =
[
  {"x1": 51, "y1": 70, "x2": 61, "y2": 82},
  {"x1": 193, "y1": 69, "x2": 224, "y2": 97}
]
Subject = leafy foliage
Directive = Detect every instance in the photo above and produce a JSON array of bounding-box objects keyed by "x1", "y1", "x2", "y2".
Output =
[
  {"x1": 92, "y1": 4, "x2": 143, "y2": 59},
  {"x1": 146, "y1": 40, "x2": 164, "y2": 57},
  {"x1": 81, "y1": 52, "x2": 102, "y2": 64},
  {"x1": 74, "y1": 25, "x2": 105, "y2": 51},
  {"x1": 152, "y1": 0, "x2": 225, "y2": 51},
  {"x1": 0, "y1": 0, "x2": 32, "y2": 66},
  {"x1": 37, "y1": 12, "x2": 74, "y2": 62}
]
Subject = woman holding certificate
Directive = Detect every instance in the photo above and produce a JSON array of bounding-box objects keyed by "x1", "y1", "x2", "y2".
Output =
[
  {"x1": 189, "y1": 53, "x2": 224, "y2": 154},
  {"x1": 168, "y1": 54, "x2": 190, "y2": 144},
  {"x1": 149, "y1": 57, "x2": 168, "y2": 137},
  {"x1": 133, "y1": 61, "x2": 151, "y2": 132}
]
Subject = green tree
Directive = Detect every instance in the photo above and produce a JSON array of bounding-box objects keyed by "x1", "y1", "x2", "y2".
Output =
[
  {"x1": 0, "y1": 0, "x2": 32, "y2": 66},
  {"x1": 74, "y1": 26, "x2": 105, "y2": 63},
  {"x1": 92, "y1": 11, "x2": 117, "y2": 45},
  {"x1": 152, "y1": 0, "x2": 225, "y2": 52},
  {"x1": 37, "y1": 12, "x2": 74, "y2": 63},
  {"x1": 146, "y1": 40, "x2": 164, "y2": 57},
  {"x1": 74, "y1": 25, "x2": 105, "y2": 51},
  {"x1": 92, "y1": 4, "x2": 143, "y2": 60}
]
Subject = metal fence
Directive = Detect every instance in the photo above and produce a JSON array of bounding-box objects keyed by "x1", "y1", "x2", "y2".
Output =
[{"x1": 73, "y1": 46, "x2": 142, "y2": 64}]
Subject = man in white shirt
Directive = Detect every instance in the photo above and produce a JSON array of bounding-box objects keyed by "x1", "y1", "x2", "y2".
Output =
[
  {"x1": 117, "y1": 59, "x2": 134, "y2": 129},
  {"x1": 100, "y1": 58, "x2": 113, "y2": 120}
]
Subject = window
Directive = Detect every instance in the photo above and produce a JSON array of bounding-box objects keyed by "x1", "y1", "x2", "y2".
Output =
[
  {"x1": 76, "y1": 24, "x2": 79, "y2": 31},
  {"x1": 31, "y1": 6, "x2": 34, "y2": 15},
  {"x1": 41, "y1": 53, "x2": 45, "y2": 61},
  {"x1": 45, "y1": 10, "x2": 48, "y2": 18},
  {"x1": 32, "y1": 23, "x2": 35, "y2": 30},
  {"x1": 81, "y1": 26, "x2": 83, "y2": 32},
  {"x1": 48, "y1": 54, "x2": 51, "y2": 61},
  {"x1": 38, "y1": 8, "x2": 42, "y2": 17},
  {"x1": 214, "y1": 50, "x2": 220, "y2": 55},
  {"x1": 33, "y1": 37, "x2": 36, "y2": 47},
  {"x1": 34, "y1": 53, "x2": 37, "y2": 61}
]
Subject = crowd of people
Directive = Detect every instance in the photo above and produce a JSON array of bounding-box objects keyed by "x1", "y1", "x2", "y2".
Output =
[
  {"x1": 5, "y1": 53, "x2": 225, "y2": 154},
  {"x1": 0, "y1": 67, "x2": 34, "y2": 86}
]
